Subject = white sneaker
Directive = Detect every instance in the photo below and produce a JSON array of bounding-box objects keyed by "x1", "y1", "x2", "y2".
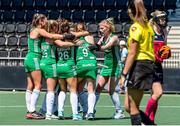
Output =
[
  {"x1": 45, "y1": 114, "x2": 52, "y2": 120},
  {"x1": 72, "y1": 114, "x2": 82, "y2": 120},
  {"x1": 51, "y1": 114, "x2": 59, "y2": 119},
  {"x1": 58, "y1": 111, "x2": 64, "y2": 120},
  {"x1": 45, "y1": 114, "x2": 59, "y2": 120},
  {"x1": 113, "y1": 110, "x2": 125, "y2": 119}
]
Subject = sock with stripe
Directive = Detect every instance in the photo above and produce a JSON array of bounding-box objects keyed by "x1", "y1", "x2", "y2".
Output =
[
  {"x1": 145, "y1": 96, "x2": 158, "y2": 122},
  {"x1": 140, "y1": 110, "x2": 156, "y2": 125}
]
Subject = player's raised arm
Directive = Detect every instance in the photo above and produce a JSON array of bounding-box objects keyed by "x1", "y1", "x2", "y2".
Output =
[
  {"x1": 71, "y1": 31, "x2": 90, "y2": 38},
  {"x1": 54, "y1": 40, "x2": 75, "y2": 47},
  {"x1": 37, "y1": 28, "x2": 63, "y2": 40}
]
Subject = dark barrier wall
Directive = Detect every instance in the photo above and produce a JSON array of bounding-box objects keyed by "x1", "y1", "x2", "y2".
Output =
[
  {"x1": 0, "y1": 66, "x2": 180, "y2": 92},
  {"x1": 163, "y1": 69, "x2": 180, "y2": 92},
  {"x1": 0, "y1": 66, "x2": 46, "y2": 90}
]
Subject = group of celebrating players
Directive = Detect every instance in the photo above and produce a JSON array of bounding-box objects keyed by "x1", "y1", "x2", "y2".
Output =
[
  {"x1": 24, "y1": 0, "x2": 171, "y2": 125},
  {"x1": 24, "y1": 13, "x2": 125, "y2": 121}
]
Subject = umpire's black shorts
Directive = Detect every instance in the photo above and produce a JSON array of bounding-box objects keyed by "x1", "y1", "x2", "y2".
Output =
[
  {"x1": 126, "y1": 60, "x2": 155, "y2": 90},
  {"x1": 153, "y1": 62, "x2": 163, "y2": 84}
]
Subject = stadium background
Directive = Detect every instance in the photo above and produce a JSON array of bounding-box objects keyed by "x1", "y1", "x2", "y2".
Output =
[{"x1": 0, "y1": 0, "x2": 180, "y2": 92}]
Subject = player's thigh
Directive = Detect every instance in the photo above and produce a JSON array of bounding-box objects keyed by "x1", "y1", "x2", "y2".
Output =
[
  {"x1": 26, "y1": 73, "x2": 34, "y2": 90},
  {"x1": 66, "y1": 77, "x2": 77, "y2": 92},
  {"x1": 58, "y1": 78, "x2": 67, "y2": 92},
  {"x1": 31, "y1": 70, "x2": 42, "y2": 88},
  {"x1": 98, "y1": 76, "x2": 108, "y2": 87},
  {"x1": 87, "y1": 78, "x2": 96, "y2": 93}
]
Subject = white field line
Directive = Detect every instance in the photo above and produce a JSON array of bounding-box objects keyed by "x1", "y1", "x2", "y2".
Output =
[{"x1": 0, "y1": 105, "x2": 180, "y2": 108}]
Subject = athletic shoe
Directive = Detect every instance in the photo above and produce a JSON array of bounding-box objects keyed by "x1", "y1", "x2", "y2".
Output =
[
  {"x1": 45, "y1": 114, "x2": 51, "y2": 120},
  {"x1": 78, "y1": 104, "x2": 83, "y2": 113},
  {"x1": 72, "y1": 114, "x2": 82, "y2": 120},
  {"x1": 25, "y1": 112, "x2": 31, "y2": 119},
  {"x1": 26, "y1": 111, "x2": 45, "y2": 120},
  {"x1": 45, "y1": 114, "x2": 59, "y2": 120},
  {"x1": 83, "y1": 109, "x2": 96, "y2": 119},
  {"x1": 53, "y1": 110, "x2": 58, "y2": 116},
  {"x1": 86, "y1": 113, "x2": 95, "y2": 120},
  {"x1": 39, "y1": 108, "x2": 46, "y2": 116},
  {"x1": 113, "y1": 110, "x2": 125, "y2": 119},
  {"x1": 82, "y1": 112, "x2": 88, "y2": 119},
  {"x1": 58, "y1": 111, "x2": 64, "y2": 120},
  {"x1": 51, "y1": 114, "x2": 59, "y2": 119}
]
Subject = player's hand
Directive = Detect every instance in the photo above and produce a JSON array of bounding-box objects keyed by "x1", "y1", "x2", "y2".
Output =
[
  {"x1": 74, "y1": 39, "x2": 83, "y2": 46},
  {"x1": 119, "y1": 75, "x2": 126, "y2": 90},
  {"x1": 63, "y1": 33, "x2": 76, "y2": 40},
  {"x1": 88, "y1": 45, "x2": 97, "y2": 51},
  {"x1": 88, "y1": 43, "x2": 101, "y2": 51}
]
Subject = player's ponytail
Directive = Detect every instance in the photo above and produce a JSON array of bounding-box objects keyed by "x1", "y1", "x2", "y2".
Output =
[{"x1": 128, "y1": 0, "x2": 148, "y2": 27}]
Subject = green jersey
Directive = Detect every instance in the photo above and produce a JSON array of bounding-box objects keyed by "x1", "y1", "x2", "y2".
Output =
[
  {"x1": 41, "y1": 38, "x2": 56, "y2": 64},
  {"x1": 76, "y1": 37, "x2": 97, "y2": 79},
  {"x1": 27, "y1": 36, "x2": 42, "y2": 54},
  {"x1": 102, "y1": 34, "x2": 120, "y2": 67},
  {"x1": 100, "y1": 34, "x2": 122, "y2": 77},
  {"x1": 24, "y1": 36, "x2": 42, "y2": 73},
  {"x1": 56, "y1": 46, "x2": 76, "y2": 78},
  {"x1": 57, "y1": 46, "x2": 75, "y2": 63},
  {"x1": 76, "y1": 37, "x2": 96, "y2": 61}
]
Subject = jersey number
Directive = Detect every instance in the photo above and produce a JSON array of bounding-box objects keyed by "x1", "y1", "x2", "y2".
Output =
[
  {"x1": 82, "y1": 48, "x2": 88, "y2": 57},
  {"x1": 42, "y1": 50, "x2": 48, "y2": 58},
  {"x1": 59, "y1": 51, "x2": 69, "y2": 60}
]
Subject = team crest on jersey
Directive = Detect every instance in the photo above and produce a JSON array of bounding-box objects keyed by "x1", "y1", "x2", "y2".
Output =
[{"x1": 131, "y1": 26, "x2": 137, "y2": 32}]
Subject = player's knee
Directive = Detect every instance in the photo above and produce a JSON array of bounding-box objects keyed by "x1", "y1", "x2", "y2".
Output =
[
  {"x1": 34, "y1": 83, "x2": 42, "y2": 90},
  {"x1": 27, "y1": 84, "x2": 34, "y2": 91},
  {"x1": 61, "y1": 88, "x2": 67, "y2": 92}
]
